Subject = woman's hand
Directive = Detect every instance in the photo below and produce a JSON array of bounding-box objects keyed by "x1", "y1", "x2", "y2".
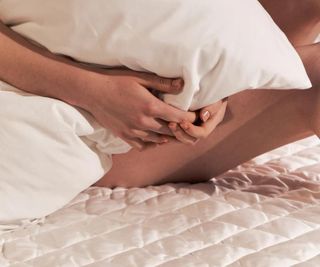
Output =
[
  {"x1": 168, "y1": 98, "x2": 228, "y2": 145},
  {"x1": 82, "y1": 69, "x2": 197, "y2": 150},
  {"x1": 0, "y1": 20, "x2": 220, "y2": 149}
]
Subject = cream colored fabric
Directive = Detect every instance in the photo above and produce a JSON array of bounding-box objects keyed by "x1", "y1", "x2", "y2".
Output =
[
  {"x1": 0, "y1": 0, "x2": 313, "y2": 222},
  {"x1": 0, "y1": 0, "x2": 311, "y2": 111},
  {"x1": 1, "y1": 136, "x2": 320, "y2": 266},
  {"x1": 0, "y1": 81, "x2": 130, "y2": 222}
]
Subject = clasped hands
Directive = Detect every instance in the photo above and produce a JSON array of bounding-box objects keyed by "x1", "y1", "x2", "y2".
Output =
[{"x1": 86, "y1": 68, "x2": 228, "y2": 151}]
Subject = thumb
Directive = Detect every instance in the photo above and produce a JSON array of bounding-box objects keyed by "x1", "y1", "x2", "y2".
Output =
[
  {"x1": 139, "y1": 74, "x2": 184, "y2": 94},
  {"x1": 200, "y1": 98, "x2": 228, "y2": 122},
  {"x1": 200, "y1": 101, "x2": 221, "y2": 122}
]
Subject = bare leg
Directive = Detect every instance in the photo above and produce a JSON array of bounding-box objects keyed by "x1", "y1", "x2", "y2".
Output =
[
  {"x1": 96, "y1": 1, "x2": 320, "y2": 188},
  {"x1": 259, "y1": 0, "x2": 320, "y2": 46},
  {"x1": 96, "y1": 87, "x2": 315, "y2": 188}
]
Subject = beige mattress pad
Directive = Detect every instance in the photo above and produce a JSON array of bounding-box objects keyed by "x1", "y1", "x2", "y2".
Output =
[{"x1": 1, "y1": 136, "x2": 320, "y2": 267}]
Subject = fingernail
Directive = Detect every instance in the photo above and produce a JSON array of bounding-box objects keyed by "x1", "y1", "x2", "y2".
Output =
[
  {"x1": 172, "y1": 79, "x2": 184, "y2": 89},
  {"x1": 202, "y1": 111, "x2": 210, "y2": 122},
  {"x1": 161, "y1": 138, "x2": 168, "y2": 143}
]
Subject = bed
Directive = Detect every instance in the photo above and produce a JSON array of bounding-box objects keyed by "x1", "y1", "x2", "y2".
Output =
[{"x1": 1, "y1": 136, "x2": 320, "y2": 267}]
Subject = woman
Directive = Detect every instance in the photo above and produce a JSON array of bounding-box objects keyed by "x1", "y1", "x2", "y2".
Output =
[{"x1": 0, "y1": 0, "x2": 319, "y2": 188}]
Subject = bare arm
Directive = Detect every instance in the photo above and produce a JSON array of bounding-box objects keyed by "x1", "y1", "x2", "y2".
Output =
[
  {"x1": 0, "y1": 21, "x2": 199, "y2": 149},
  {"x1": 0, "y1": 21, "x2": 93, "y2": 108}
]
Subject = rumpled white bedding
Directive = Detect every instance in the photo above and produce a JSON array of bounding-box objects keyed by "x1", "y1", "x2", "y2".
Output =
[
  {"x1": 0, "y1": 0, "x2": 313, "y2": 222},
  {"x1": 1, "y1": 136, "x2": 320, "y2": 267},
  {"x1": 0, "y1": 82, "x2": 131, "y2": 222}
]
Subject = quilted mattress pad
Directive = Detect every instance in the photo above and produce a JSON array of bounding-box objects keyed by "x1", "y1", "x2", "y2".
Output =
[{"x1": 1, "y1": 136, "x2": 320, "y2": 266}]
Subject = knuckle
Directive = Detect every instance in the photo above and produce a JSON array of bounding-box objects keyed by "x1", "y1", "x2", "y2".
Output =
[
  {"x1": 135, "y1": 115, "x2": 148, "y2": 127},
  {"x1": 158, "y1": 77, "x2": 169, "y2": 86},
  {"x1": 144, "y1": 101, "x2": 158, "y2": 115}
]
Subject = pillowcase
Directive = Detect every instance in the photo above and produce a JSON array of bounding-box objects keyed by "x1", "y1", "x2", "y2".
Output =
[{"x1": 0, "y1": 0, "x2": 311, "y2": 111}]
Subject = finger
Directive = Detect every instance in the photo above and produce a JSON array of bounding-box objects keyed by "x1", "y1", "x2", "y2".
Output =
[
  {"x1": 140, "y1": 99, "x2": 197, "y2": 134},
  {"x1": 180, "y1": 101, "x2": 227, "y2": 138},
  {"x1": 125, "y1": 138, "x2": 146, "y2": 151},
  {"x1": 200, "y1": 99, "x2": 226, "y2": 122},
  {"x1": 155, "y1": 100, "x2": 197, "y2": 123},
  {"x1": 121, "y1": 133, "x2": 148, "y2": 151},
  {"x1": 142, "y1": 118, "x2": 175, "y2": 136},
  {"x1": 131, "y1": 129, "x2": 169, "y2": 144},
  {"x1": 180, "y1": 121, "x2": 207, "y2": 139},
  {"x1": 101, "y1": 69, "x2": 183, "y2": 94},
  {"x1": 164, "y1": 135, "x2": 180, "y2": 144},
  {"x1": 126, "y1": 138, "x2": 160, "y2": 151},
  {"x1": 168, "y1": 122, "x2": 198, "y2": 145},
  {"x1": 138, "y1": 73, "x2": 184, "y2": 94}
]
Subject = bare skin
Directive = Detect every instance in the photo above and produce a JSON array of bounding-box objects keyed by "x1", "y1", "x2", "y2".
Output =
[
  {"x1": 259, "y1": 0, "x2": 320, "y2": 46},
  {"x1": 0, "y1": 1, "x2": 319, "y2": 189},
  {"x1": 96, "y1": 0, "x2": 320, "y2": 188},
  {"x1": 0, "y1": 22, "x2": 201, "y2": 150}
]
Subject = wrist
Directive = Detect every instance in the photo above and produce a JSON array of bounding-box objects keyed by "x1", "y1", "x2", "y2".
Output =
[
  {"x1": 37, "y1": 56, "x2": 103, "y2": 112},
  {"x1": 63, "y1": 67, "x2": 97, "y2": 110},
  {"x1": 70, "y1": 68, "x2": 113, "y2": 112}
]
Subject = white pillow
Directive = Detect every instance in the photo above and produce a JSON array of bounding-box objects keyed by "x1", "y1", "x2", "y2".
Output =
[
  {"x1": 0, "y1": 81, "x2": 132, "y2": 222},
  {"x1": 0, "y1": 0, "x2": 311, "y2": 111},
  {"x1": 0, "y1": 0, "x2": 312, "y2": 222}
]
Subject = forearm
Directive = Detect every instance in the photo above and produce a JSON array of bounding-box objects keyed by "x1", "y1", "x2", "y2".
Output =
[{"x1": 0, "y1": 21, "x2": 97, "y2": 109}]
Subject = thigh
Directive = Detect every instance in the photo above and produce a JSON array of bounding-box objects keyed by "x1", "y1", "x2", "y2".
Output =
[
  {"x1": 96, "y1": 88, "x2": 315, "y2": 188},
  {"x1": 97, "y1": 1, "x2": 320, "y2": 189},
  {"x1": 259, "y1": 0, "x2": 320, "y2": 46}
]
